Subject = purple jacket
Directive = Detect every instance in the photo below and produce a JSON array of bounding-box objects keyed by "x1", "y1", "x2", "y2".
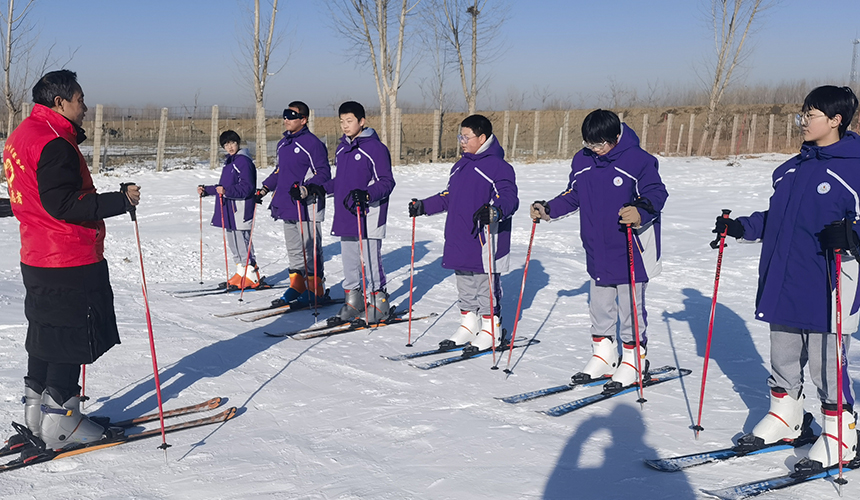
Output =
[
  {"x1": 738, "y1": 131, "x2": 860, "y2": 332},
  {"x1": 324, "y1": 128, "x2": 395, "y2": 239},
  {"x1": 262, "y1": 126, "x2": 331, "y2": 221},
  {"x1": 203, "y1": 148, "x2": 257, "y2": 230},
  {"x1": 422, "y1": 136, "x2": 519, "y2": 273},
  {"x1": 547, "y1": 124, "x2": 667, "y2": 285}
]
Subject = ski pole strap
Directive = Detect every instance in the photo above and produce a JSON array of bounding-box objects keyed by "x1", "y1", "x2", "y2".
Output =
[{"x1": 41, "y1": 405, "x2": 73, "y2": 417}]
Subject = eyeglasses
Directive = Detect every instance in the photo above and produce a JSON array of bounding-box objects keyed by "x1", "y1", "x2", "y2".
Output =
[
  {"x1": 458, "y1": 134, "x2": 477, "y2": 144},
  {"x1": 283, "y1": 108, "x2": 305, "y2": 120},
  {"x1": 582, "y1": 140, "x2": 608, "y2": 151},
  {"x1": 794, "y1": 112, "x2": 827, "y2": 127}
]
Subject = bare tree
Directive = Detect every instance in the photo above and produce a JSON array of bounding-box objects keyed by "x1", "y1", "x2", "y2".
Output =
[
  {"x1": 430, "y1": 0, "x2": 506, "y2": 114},
  {"x1": 330, "y1": 0, "x2": 420, "y2": 146},
  {"x1": 417, "y1": 3, "x2": 454, "y2": 115},
  {"x1": 696, "y1": 0, "x2": 770, "y2": 155}
]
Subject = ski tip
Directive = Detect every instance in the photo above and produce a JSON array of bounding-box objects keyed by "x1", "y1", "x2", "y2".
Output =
[{"x1": 224, "y1": 407, "x2": 239, "y2": 421}]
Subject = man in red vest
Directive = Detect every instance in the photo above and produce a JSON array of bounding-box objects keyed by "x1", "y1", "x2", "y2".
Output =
[{"x1": 2, "y1": 70, "x2": 140, "y2": 452}]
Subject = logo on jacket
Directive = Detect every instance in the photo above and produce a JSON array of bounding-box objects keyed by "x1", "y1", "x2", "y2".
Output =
[
  {"x1": 355, "y1": 153, "x2": 362, "y2": 161},
  {"x1": 294, "y1": 147, "x2": 300, "y2": 154},
  {"x1": 817, "y1": 182, "x2": 831, "y2": 194},
  {"x1": 613, "y1": 176, "x2": 623, "y2": 187}
]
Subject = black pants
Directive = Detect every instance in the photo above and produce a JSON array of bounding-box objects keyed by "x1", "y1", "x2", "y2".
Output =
[{"x1": 27, "y1": 356, "x2": 81, "y2": 403}]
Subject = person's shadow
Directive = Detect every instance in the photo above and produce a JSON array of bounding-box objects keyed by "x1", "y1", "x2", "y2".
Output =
[
  {"x1": 500, "y1": 260, "x2": 550, "y2": 323},
  {"x1": 664, "y1": 288, "x2": 769, "y2": 432},
  {"x1": 543, "y1": 404, "x2": 697, "y2": 499}
]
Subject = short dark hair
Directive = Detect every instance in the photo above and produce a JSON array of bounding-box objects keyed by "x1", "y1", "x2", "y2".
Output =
[
  {"x1": 338, "y1": 101, "x2": 366, "y2": 121},
  {"x1": 802, "y1": 86, "x2": 859, "y2": 138},
  {"x1": 581, "y1": 109, "x2": 622, "y2": 145},
  {"x1": 32, "y1": 70, "x2": 81, "y2": 107},
  {"x1": 219, "y1": 130, "x2": 241, "y2": 147},
  {"x1": 460, "y1": 114, "x2": 492, "y2": 139},
  {"x1": 288, "y1": 101, "x2": 310, "y2": 118}
]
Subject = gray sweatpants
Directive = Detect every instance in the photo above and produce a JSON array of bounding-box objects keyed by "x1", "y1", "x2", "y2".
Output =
[
  {"x1": 768, "y1": 325, "x2": 855, "y2": 407},
  {"x1": 283, "y1": 220, "x2": 323, "y2": 276},
  {"x1": 226, "y1": 229, "x2": 254, "y2": 266},
  {"x1": 589, "y1": 279, "x2": 647, "y2": 345},
  {"x1": 455, "y1": 271, "x2": 502, "y2": 317},
  {"x1": 341, "y1": 237, "x2": 385, "y2": 292}
]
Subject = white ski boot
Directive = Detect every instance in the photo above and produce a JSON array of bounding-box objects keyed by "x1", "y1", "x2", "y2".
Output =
[
  {"x1": 23, "y1": 377, "x2": 44, "y2": 438},
  {"x1": 797, "y1": 406, "x2": 858, "y2": 472},
  {"x1": 440, "y1": 311, "x2": 481, "y2": 349},
  {"x1": 467, "y1": 314, "x2": 502, "y2": 353},
  {"x1": 748, "y1": 389, "x2": 806, "y2": 445},
  {"x1": 39, "y1": 388, "x2": 107, "y2": 451},
  {"x1": 604, "y1": 342, "x2": 647, "y2": 391},
  {"x1": 571, "y1": 336, "x2": 618, "y2": 383}
]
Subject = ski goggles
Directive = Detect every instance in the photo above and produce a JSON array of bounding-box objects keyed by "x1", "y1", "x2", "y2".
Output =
[{"x1": 283, "y1": 108, "x2": 305, "y2": 120}]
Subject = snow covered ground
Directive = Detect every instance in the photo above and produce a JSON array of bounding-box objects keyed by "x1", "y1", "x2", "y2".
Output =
[{"x1": 0, "y1": 152, "x2": 858, "y2": 500}]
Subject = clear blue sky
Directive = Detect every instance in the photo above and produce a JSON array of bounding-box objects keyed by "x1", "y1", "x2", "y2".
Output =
[{"x1": 24, "y1": 0, "x2": 860, "y2": 111}]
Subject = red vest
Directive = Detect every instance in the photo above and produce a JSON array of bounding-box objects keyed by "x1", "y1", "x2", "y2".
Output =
[{"x1": 4, "y1": 104, "x2": 105, "y2": 267}]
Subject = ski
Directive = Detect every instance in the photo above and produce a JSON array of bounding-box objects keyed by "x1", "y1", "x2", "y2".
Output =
[
  {"x1": 700, "y1": 455, "x2": 860, "y2": 500},
  {"x1": 382, "y1": 344, "x2": 468, "y2": 361},
  {"x1": 1, "y1": 397, "x2": 225, "y2": 458},
  {"x1": 496, "y1": 366, "x2": 677, "y2": 404},
  {"x1": 174, "y1": 283, "x2": 288, "y2": 298},
  {"x1": 644, "y1": 413, "x2": 817, "y2": 472},
  {"x1": 0, "y1": 406, "x2": 237, "y2": 473},
  {"x1": 408, "y1": 338, "x2": 540, "y2": 370},
  {"x1": 280, "y1": 313, "x2": 438, "y2": 340},
  {"x1": 239, "y1": 298, "x2": 344, "y2": 322},
  {"x1": 540, "y1": 366, "x2": 691, "y2": 417}
]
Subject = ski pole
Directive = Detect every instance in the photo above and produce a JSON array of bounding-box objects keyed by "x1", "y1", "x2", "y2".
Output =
[
  {"x1": 501, "y1": 218, "x2": 538, "y2": 373},
  {"x1": 695, "y1": 208, "x2": 731, "y2": 437},
  {"x1": 125, "y1": 189, "x2": 170, "y2": 452},
  {"x1": 626, "y1": 224, "x2": 646, "y2": 406},
  {"x1": 296, "y1": 199, "x2": 312, "y2": 307},
  {"x1": 355, "y1": 201, "x2": 370, "y2": 326},
  {"x1": 80, "y1": 364, "x2": 87, "y2": 407},
  {"x1": 486, "y1": 225, "x2": 498, "y2": 366},
  {"x1": 407, "y1": 215, "x2": 415, "y2": 347},
  {"x1": 311, "y1": 196, "x2": 319, "y2": 316},
  {"x1": 238, "y1": 202, "x2": 259, "y2": 302},
  {"x1": 199, "y1": 194, "x2": 204, "y2": 284},
  {"x1": 219, "y1": 193, "x2": 230, "y2": 286},
  {"x1": 834, "y1": 247, "x2": 848, "y2": 490}
]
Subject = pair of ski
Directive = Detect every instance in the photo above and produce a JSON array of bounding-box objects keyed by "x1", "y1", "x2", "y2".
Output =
[
  {"x1": 0, "y1": 397, "x2": 236, "y2": 472},
  {"x1": 264, "y1": 308, "x2": 437, "y2": 340},
  {"x1": 382, "y1": 335, "x2": 539, "y2": 370},
  {"x1": 496, "y1": 365, "x2": 691, "y2": 416},
  {"x1": 171, "y1": 281, "x2": 288, "y2": 298},
  {"x1": 214, "y1": 296, "x2": 344, "y2": 322},
  {"x1": 648, "y1": 422, "x2": 859, "y2": 499}
]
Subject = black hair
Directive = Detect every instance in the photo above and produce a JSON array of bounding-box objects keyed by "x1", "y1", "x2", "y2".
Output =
[
  {"x1": 219, "y1": 130, "x2": 241, "y2": 147},
  {"x1": 460, "y1": 114, "x2": 493, "y2": 139},
  {"x1": 32, "y1": 70, "x2": 81, "y2": 107},
  {"x1": 802, "y1": 86, "x2": 859, "y2": 138},
  {"x1": 338, "y1": 101, "x2": 366, "y2": 121},
  {"x1": 288, "y1": 101, "x2": 310, "y2": 118},
  {"x1": 581, "y1": 109, "x2": 622, "y2": 144}
]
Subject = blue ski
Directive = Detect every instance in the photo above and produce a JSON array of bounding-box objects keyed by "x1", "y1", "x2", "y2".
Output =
[
  {"x1": 498, "y1": 366, "x2": 676, "y2": 404},
  {"x1": 540, "y1": 367, "x2": 691, "y2": 416},
  {"x1": 409, "y1": 339, "x2": 540, "y2": 370},
  {"x1": 382, "y1": 344, "x2": 467, "y2": 361},
  {"x1": 700, "y1": 459, "x2": 859, "y2": 499}
]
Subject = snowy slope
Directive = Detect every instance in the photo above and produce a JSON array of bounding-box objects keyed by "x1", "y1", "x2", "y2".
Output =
[{"x1": 0, "y1": 153, "x2": 858, "y2": 500}]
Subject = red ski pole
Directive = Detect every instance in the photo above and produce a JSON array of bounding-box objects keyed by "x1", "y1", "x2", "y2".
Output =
[
  {"x1": 126, "y1": 191, "x2": 170, "y2": 452},
  {"x1": 626, "y1": 224, "x2": 646, "y2": 406},
  {"x1": 407, "y1": 216, "x2": 416, "y2": 347},
  {"x1": 834, "y1": 248, "x2": 848, "y2": 490},
  {"x1": 694, "y1": 209, "x2": 732, "y2": 437},
  {"x1": 80, "y1": 364, "x2": 87, "y2": 407},
  {"x1": 311, "y1": 197, "x2": 319, "y2": 316},
  {"x1": 486, "y1": 225, "x2": 498, "y2": 365},
  {"x1": 219, "y1": 193, "x2": 230, "y2": 286},
  {"x1": 355, "y1": 203, "x2": 370, "y2": 325},
  {"x1": 500, "y1": 218, "x2": 538, "y2": 373},
  {"x1": 238, "y1": 202, "x2": 259, "y2": 302},
  {"x1": 199, "y1": 194, "x2": 204, "y2": 284}
]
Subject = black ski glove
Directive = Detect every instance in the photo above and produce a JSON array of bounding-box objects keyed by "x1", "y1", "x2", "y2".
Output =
[
  {"x1": 254, "y1": 188, "x2": 267, "y2": 204},
  {"x1": 288, "y1": 182, "x2": 304, "y2": 201},
  {"x1": 713, "y1": 216, "x2": 744, "y2": 239},
  {"x1": 198, "y1": 185, "x2": 209, "y2": 198},
  {"x1": 305, "y1": 184, "x2": 326, "y2": 200},
  {"x1": 345, "y1": 189, "x2": 370, "y2": 214},
  {"x1": 408, "y1": 198, "x2": 425, "y2": 217},
  {"x1": 819, "y1": 220, "x2": 860, "y2": 256},
  {"x1": 472, "y1": 204, "x2": 501, "y2": 233}
]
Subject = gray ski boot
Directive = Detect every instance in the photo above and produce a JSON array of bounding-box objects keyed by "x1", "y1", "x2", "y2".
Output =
[
  {"x1": 23, "y1": 377, "x2": 44, "y2": 439},
  {"x1": 366, "y1": 290, "x2": 391, "y2": 324},
  {"x1": 39, "y1": 387, "x2": 107, "y2": 451},
  {"x1": 337, "y1": 288, "x2": 366, "y2": 322}
]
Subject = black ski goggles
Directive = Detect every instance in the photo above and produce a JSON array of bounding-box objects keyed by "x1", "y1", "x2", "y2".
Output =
[{"x1": 283, "y1": 108, "x2": 305, "y2": 120}]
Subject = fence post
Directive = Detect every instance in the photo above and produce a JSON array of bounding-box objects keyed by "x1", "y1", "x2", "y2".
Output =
[
  {"x1": 502, "y1": 110, "x2": 510, "y2": 153},
  {"x1": 686, "y1": 114, "x2": 695, "y2": 156},
  {"x1": 22, "y1": 102, "x2": 31, "y2": 119},
  {"x1": 156, "y1": 107, "x2": 168, "y2": 172},
  {"x1": 641, "y1": 114, "x2": 649, "y2": 150},
  {"x1": 210, "y1": 105, "x2": 219, "y2": 169},
  {"x1": 676, "y1": 123, "x2": 685, "y2": 154},
  {"x1": 92, "y1": 104, "x2": 103, "y2": 174},
  {"x1": 309, "y1": 109, "x2": 315, "y2": 134},
  {"x1": 786, "y1": 113, "x2": 792, "y2": 150},
  {"x1": 618, "y1": 112, "x2": 624, "y2": 123},
  {"x1": 767, "y1": 114, "x2": 774, "y2": 152},
  {"x1": 511, "y1": 123, "x2": 519, "y2": 159},
  {"x1": 664, "y1": 113, "x2": 674, "y2": 155},
  {"x1": 556, "y1": 127, "x2": 563, "y2": 155},
  {"x1": 532, "y1": 110, "x2": 540, "y2": 161},
  {"x1": 562, "y1": 111, "x2": 570, "y2": 158},
  {"x1": 710, "y1": 119, "x2": 723, "y2": 157},
  {"x1": 747, "y1": 114, "x2": 757, "y2": 153},
  {"x1": 432, "y1": 109, "x2": 441, "y2": 162},
  {"x1": 393, "y1": 107, "x2": 402, "y2": 166}
]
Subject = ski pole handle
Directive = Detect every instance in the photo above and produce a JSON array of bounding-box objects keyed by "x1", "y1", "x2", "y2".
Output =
[
  {"x1": 709, "y1": 209, "x2": 732, "y2": 249},
  {"x1": 122, "y1": 182, "x2": 138, "y2": 221}
]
